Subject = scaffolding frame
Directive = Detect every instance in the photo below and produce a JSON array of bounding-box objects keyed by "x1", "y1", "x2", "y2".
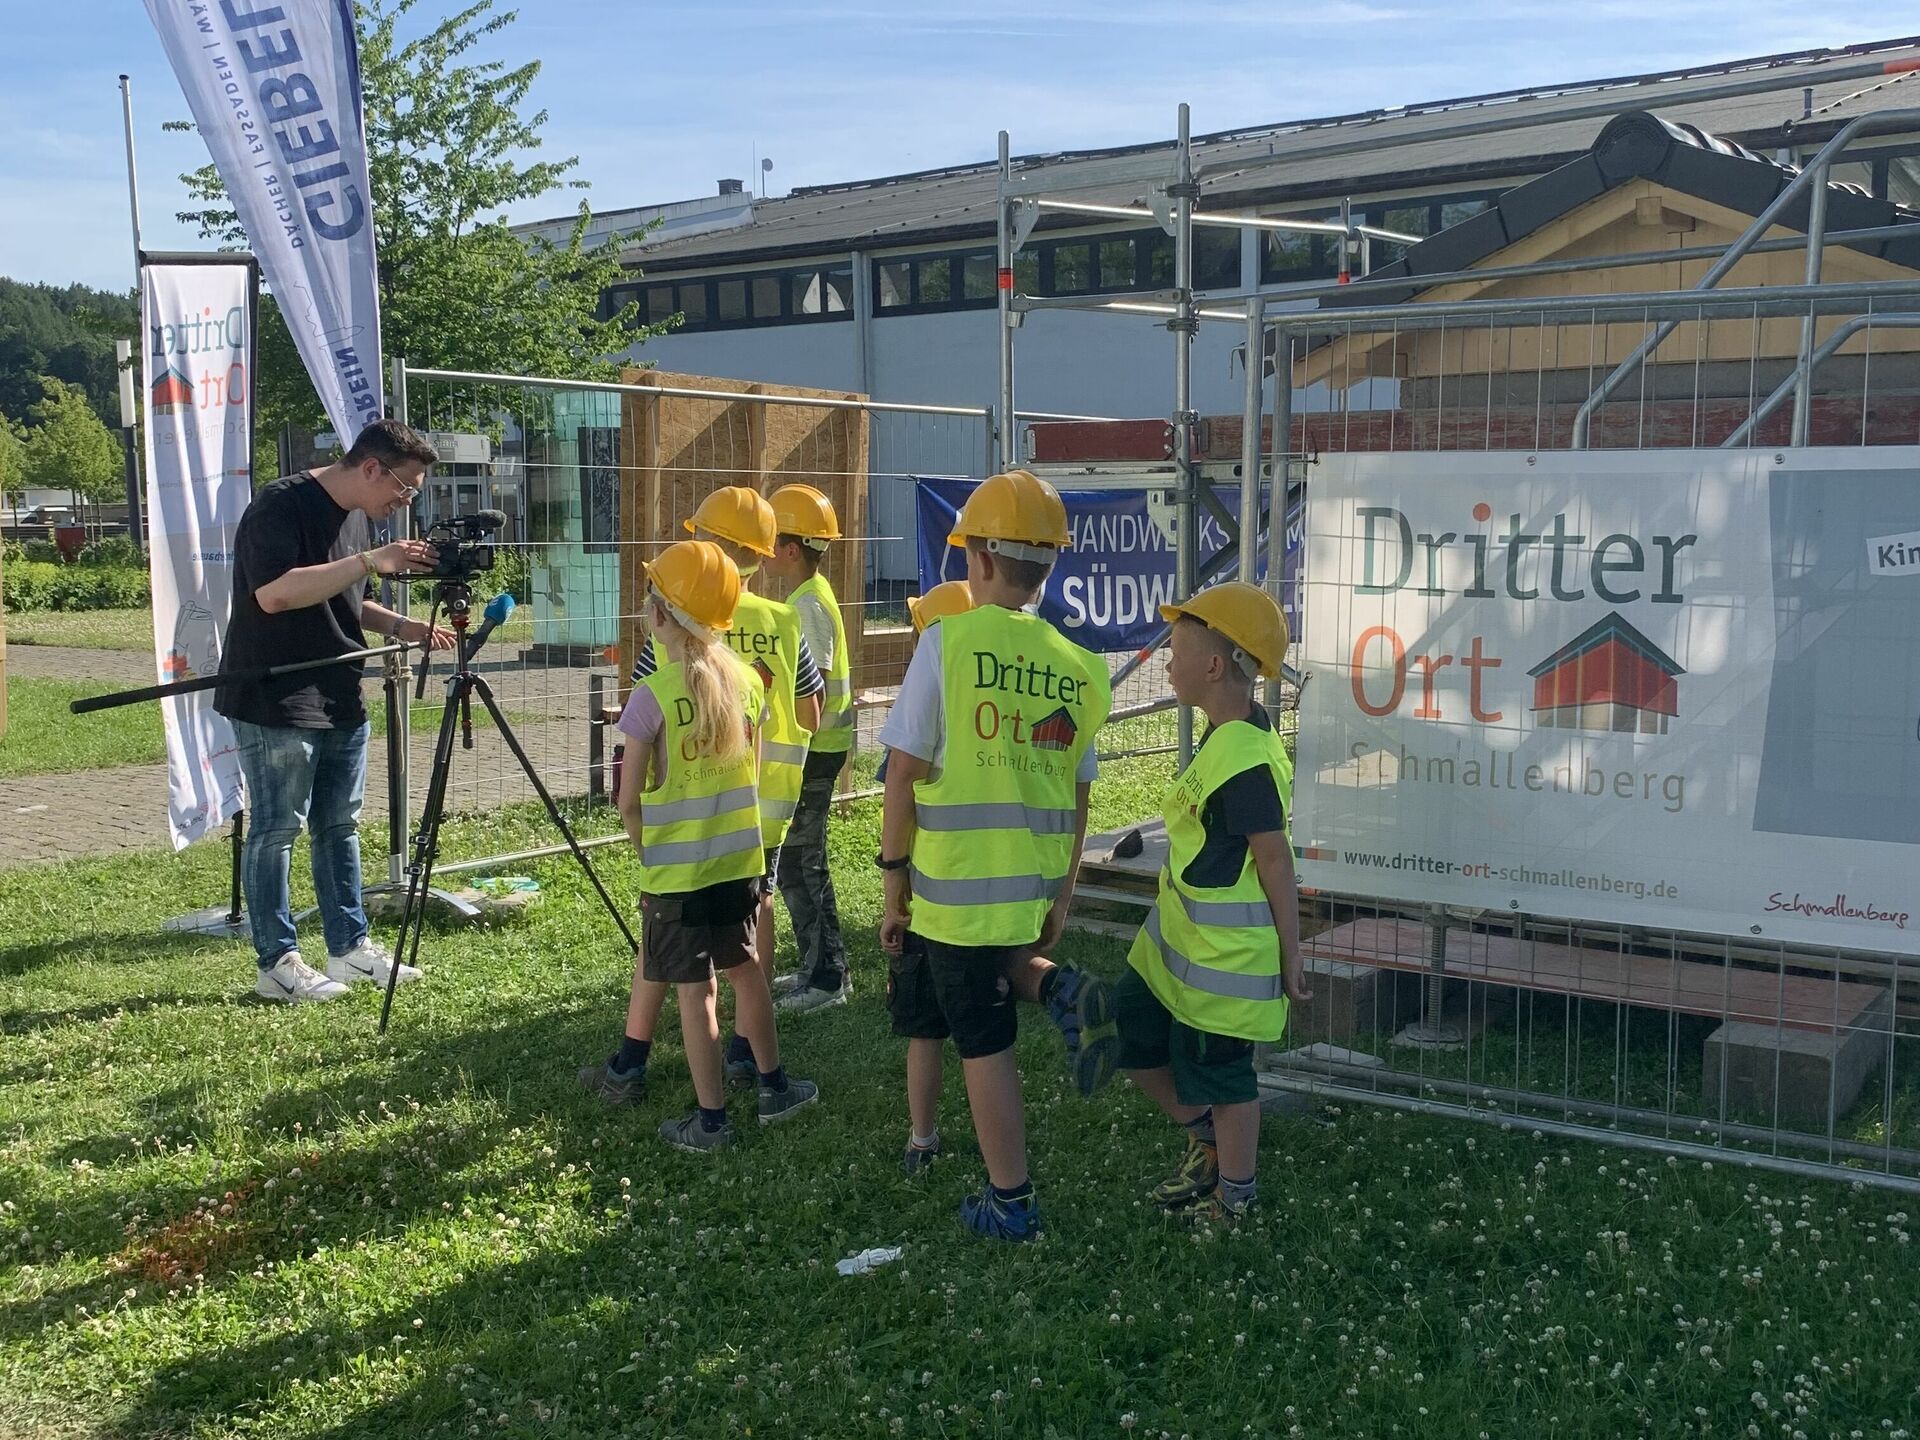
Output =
[{"x1": 994, "y1": 103, "x2": 1920, "y2": 767}]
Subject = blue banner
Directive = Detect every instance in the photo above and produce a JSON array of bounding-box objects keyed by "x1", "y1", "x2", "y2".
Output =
[{"x1": 914, "y1": 477, "x2": 1302, "y2": 654}]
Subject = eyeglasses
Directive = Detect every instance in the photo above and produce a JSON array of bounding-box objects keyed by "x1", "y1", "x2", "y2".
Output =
[{"x1": 379, "y1": 462, "x2": 423, "y2": 500}]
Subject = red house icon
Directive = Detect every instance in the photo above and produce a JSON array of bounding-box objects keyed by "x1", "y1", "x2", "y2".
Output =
[
  {"x1": 150, "y1": 363, "x2": 193, "y2": 415},
  {"x1": 1527, "y1": 613, "x2": 1684, "y2": 734},
  {"x1": 1029, "y1": 705, "x2": 1078, "y2": 751}
]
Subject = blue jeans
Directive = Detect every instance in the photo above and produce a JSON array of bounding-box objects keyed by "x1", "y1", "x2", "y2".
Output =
[{"x1": 232, "y1": 719, "x2": 370, "y2": 968}]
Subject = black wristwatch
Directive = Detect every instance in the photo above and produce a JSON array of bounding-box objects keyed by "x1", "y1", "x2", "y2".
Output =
[{"x1": 875, "y1": 852, "x2": 911, "y2": 872}]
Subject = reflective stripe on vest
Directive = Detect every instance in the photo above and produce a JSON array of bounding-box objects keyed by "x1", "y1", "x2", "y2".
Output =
[
  {"x1": 916, "y1": 801, "x2": 1077, "y2": 835},
  {"x1": 637, "y1": 661, "x2": 764, "y2": 894},
  {"x1": 793, "y1": 573, "x2": 853, "y2": 753},
  {"x1": 1140, "y1": 903, "x2": 1286, "y2": 1002},
  {"x1": 1125, "y1": 715, "x2": 1294, "y2": 1041},
  {"x1": 905, "y1": 606, "x2": 1111, "y2": 947},
  {"x1": 908, "y1": 867, "x2": 1061, "y2": 908},
  {"x1": 730, "y1": 591, "x2": 807, "y2": 846}
]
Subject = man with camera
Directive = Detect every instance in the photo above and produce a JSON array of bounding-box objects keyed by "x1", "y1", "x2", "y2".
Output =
[{"x1": 215, "y1": 418, "x2": 454, "y2": 1004}]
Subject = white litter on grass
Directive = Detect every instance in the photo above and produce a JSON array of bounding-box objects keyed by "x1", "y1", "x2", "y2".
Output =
[{"x1": 836, "y1": 1246, "x2": 904, "y2": 1276}]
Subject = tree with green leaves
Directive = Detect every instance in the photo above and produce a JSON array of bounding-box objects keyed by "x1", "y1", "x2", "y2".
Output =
[
  {"x1": 171, "y1": 0, "x2": 661, "y2": 441},
  {"x1": 0, "y1": 408, "x2": 25, "y2": 507},
  {"x1": 23, "y1": 378, "x2": 121, "y2": 503}
]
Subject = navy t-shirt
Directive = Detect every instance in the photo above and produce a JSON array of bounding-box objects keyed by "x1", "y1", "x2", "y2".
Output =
[{"x1": 1180, "y1": 706, "x2": 1287, "y2": 890}]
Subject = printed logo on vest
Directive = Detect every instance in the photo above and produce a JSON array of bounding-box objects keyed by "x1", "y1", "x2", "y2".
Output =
[
  {"x1": 752, "y1": 657, "x2": 775, "y2": 689},
  {"x1": 1028, "y1": 706, "x2": 1077, "y2": 751}
]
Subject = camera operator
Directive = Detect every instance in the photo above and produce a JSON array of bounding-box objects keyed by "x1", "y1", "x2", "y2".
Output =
[{"x1": 215, "y1": 418, "x2": 454, "y2": 1005}]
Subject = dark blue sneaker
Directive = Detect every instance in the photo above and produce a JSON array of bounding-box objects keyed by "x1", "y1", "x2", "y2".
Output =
[
  {"x1": 724, "y1": 1056, "x2": 757, "y2": 1090},
  {"x1": 1047, "y1": 967, "x2": 1119, "y2": 1098},
  {"x1": 578, "y1": 1056, "x2": 646, "y2": 1104},
  {"x1": 960, "y1": 1184, "x2": 1040, "y2": 1242},
  {"x1": 902, "y1": 1135, "x2": 941, "y2": 1177}
]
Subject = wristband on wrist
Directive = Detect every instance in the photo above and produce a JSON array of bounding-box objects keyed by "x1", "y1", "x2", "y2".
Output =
[
  {"x1": 875, "y1": 852, "x2": 911, "y2": 872},
  {"x1": 360, "y1": 550, "x2": 376, "y2": 580}
]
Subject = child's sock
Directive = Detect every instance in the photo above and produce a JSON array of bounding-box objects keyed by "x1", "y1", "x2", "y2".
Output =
[
  {"x1": 909, "y1": 1129, "x2": 940, "y2": 1152},
  {"x1": 989, "y1": 1179, "x2": 1034, "y2": 1204},
  {"x1": 1218, "y1": 1173, "x2": 1256, "y2": 1208},
  {"x1": 1184, "y1": 1108, "x2": 1217, "y2": 1148},
  {"x1": 614, "y1": 1036, "x2": 651, "y2": 1074},
  {"x1": 758, "y1": 1065, "x2": 789, "y2": 1093},
  {"x1": 725, "y1": 1032, "x2": 753, "y2": 1063},
  {"x1": 697, "y1": 1104, "x2": 730, "y2": 1133}
]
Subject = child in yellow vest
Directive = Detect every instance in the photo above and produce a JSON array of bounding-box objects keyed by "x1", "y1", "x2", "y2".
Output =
[
  {"x1": 878, "y1": 471, "x2": 1111, "y2": 1240},
  {"x1": 578, "y1": 540, "x2": 818, "y2": 1150},
  {"x1": 881, "y1": 579, "x2": 1120, "y2": 1181},
  {"x1": 765, "y1": 483, "x2": 854, "y2": 1014},
  {"x1": 1118, "y1": 582, "x2": 1308, "y2": 1221},
  {"x1": 626, "y1": 488, "x2": 825, "y2": 1086}
]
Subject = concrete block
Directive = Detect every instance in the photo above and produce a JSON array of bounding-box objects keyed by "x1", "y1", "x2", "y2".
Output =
[
  {"x1": 1287, "y1": 955, "x2": 1419, "y2": 1043},
  {"x1": 1701, "y1": 990, "x2": 1893, "y2": 1132}
]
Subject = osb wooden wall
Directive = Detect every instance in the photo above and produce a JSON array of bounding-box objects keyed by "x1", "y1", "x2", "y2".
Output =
[{"x1": 616, "y1": 369, "x2": 870, "y2": 692}]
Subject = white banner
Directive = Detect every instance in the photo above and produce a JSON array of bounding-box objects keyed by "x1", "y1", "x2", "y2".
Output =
[
  {"x1": 143, "y1": 261, "x2": 255, "y2": 850},
  {"x1": 143, "y1": 0, "x2": 382, "y2": 440},
  {"x1": 1293, "y1": 449, "x2": 1920, "y2": 955}
]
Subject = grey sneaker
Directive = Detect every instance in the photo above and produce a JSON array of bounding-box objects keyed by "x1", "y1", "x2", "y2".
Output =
[
  {"x1": 659, "y1": 1112, "x2": 734, "y2": 1154},
  {"x1": 774, "y1": 981, "x2": 850, "y2": 1015},
  {"x1": 725, "y1": 1056, "x2": 758, "y2": 1090},
  {"x1": 902, "y1": 1134, "x2": 941, "y2": 1177},
  {"x1": 770, "y1": 971, "x2": 804, "y2": 998},
  {"x1": 757, "y1": 1076, "x2": 820, "y2": 1125},
  {"x1": 577, "y1": 1057, "x2": 647, "y2": 1104}
]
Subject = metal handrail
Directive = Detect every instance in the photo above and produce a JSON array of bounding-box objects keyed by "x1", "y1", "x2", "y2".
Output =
[
  {"x1": 1719, "y1": 312, "x2": 1920, "y2": 447},
  {"x1": 1570, "y1": 106, "x2": 1920, "y2": 448},
  {"x1": 399, "y1": 366, "x2": 994, "y2": 420}
]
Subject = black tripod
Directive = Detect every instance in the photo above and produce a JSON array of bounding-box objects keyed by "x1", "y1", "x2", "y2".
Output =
[{"x1": 380, "y1": 579, "x2": 637, "y2": 1032}]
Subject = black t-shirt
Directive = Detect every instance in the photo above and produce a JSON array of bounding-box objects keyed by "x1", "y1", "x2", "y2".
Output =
[
  {"x1": 214, "y1": 473, "x2": 373, "y2": 730},
  {"x1": 1181, "y1": 705, "x2": 1287, "y2": 890}
]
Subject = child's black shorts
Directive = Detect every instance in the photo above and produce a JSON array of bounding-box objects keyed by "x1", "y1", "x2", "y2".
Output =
[{"x1": 909, "y1": 936, "x2": 1018, "y2": 1059}]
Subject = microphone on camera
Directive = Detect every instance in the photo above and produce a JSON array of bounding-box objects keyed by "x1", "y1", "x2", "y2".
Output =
[
  {"x1": 471, "y1": 509, "x2": 508, "y2": 532},
  {"x1": 463, "y1": 592, "x2": 517, "y2": 656}
]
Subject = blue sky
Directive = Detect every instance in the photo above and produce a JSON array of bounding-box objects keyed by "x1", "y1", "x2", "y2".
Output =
[{"x1": 5, "y1": 2, "x2": 1918, "y2": 291}]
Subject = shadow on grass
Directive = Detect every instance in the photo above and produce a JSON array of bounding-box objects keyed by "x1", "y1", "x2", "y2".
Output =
[{"x1": 0, "y1": 927, "x2": 219, "y2": 982}]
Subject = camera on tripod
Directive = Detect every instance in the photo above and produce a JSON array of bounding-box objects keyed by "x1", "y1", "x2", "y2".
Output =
[{"x1": 415, "y1": 510, "x2": 505, "y2": 582}]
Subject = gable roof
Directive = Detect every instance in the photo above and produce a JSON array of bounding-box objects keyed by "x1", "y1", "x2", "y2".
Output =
[
  {"x1": 1527, "y1": 613, "x2": 1685, "y2": 680},
  {"x1": 1320, "y1": 109, "x2": 1920, "y2": 313},
  {"x1": 615, "y1": 37, "x2": 1920, "y2": 274}
]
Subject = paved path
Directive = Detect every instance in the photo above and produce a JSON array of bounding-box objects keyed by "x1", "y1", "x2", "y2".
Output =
[{"x1": 3, "y1": 646, "x2": 626, "y2": 870}]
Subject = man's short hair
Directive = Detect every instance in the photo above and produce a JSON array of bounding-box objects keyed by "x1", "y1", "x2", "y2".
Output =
[
  {"x1": 1178, "y1": 615, "x2": 1259, "y2": 686},
  {"x1": 969, "y1": 541, "x2": 1052, "y2": 594},
  {"x1": 776, "y1": 532, "x2": 824, "y2": 569},
  {"x1": 344, "y1": 418, "x2": 439, "y2": 470}
]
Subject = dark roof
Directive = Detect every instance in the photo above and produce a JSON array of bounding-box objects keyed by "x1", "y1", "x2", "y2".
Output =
[
  {"x1": 1527, "y1": 613, "x2": 1685, "y2": 680},
  {"x1": 623, "y1": 36, "x2": 1920, "y2": 273},
  {"x1": 1321, "y1": 109, "x2": 1920, "y2": 312}
]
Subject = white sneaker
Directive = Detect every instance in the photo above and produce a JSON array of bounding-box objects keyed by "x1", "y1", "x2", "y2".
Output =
[
  {"x1": 255, "y1": 951, "x2": 349, "y2": 1004},
  {"x1": 326, "y1": 938, "x2": 423, "y2": 988}
]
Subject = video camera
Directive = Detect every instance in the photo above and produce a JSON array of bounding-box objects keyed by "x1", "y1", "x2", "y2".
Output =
[{"x1": 415, "y1": 509, "x2": 505, "y2": 582}]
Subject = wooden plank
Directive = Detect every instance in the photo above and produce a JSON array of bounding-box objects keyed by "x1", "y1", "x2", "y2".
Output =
[{"x1": 1305, "y1": 917, "x2": 1888, "y2": 1033}]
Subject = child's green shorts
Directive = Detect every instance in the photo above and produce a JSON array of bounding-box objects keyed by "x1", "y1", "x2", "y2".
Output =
[{"x1": 1115, "y1": 966, "x2": 1259, "y2": 1107}]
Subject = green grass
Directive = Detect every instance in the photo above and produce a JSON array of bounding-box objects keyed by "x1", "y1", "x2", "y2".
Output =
[
  {"x1": 4, "y1": 755, "x2": 1920, "y2": 1438},
  {"x1": 2, "y1": 608, "x2": 155, "y2": 651}
]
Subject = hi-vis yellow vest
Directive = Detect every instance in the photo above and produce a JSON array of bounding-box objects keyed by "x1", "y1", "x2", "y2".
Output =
[
  {"x1": 791, "y1": 571, "x2": 851, "y2": 755},
  {"x1": 728, "y1": 590, "x2": 809, "y2": 847},
  {"x1": 910, "y1": 605, "x2": 1111, "y2": 947},
  {"x1": 636, "y1": 660, "x2": 764, "y2": 894},
  {"x1": 1127, "y1": 719, "x2": 1294, "y2": 1042}
]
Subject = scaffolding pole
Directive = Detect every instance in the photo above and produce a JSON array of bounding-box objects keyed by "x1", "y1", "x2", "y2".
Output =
[{"x1": 1170, "y1": 103, "x2": 1197, "y2": 768}]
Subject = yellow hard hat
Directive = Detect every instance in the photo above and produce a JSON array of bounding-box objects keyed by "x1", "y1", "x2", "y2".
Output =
[
  {"x1": 907, "y1": 579, "x2": 974, "y2": 633},
  {"x1": 945, "y1": 468, "x2": 1071, "y2": 560},
  {"x1": 769, "y1": 483, "x2": 841, "y2": 548},
  {"x1": 686, "y1": 485, "x2": 776, "y2": 557},
  {"x1": 1159, "y1": 581, "x2": 1289, "y2": 680},
  {"x1": 644, "y1": 540, "x2": 741, "y2": 631}
]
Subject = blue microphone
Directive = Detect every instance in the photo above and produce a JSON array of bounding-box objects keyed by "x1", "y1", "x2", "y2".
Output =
[{"x1": 464, "y1": 592, "x2": 517, "y2": 654}]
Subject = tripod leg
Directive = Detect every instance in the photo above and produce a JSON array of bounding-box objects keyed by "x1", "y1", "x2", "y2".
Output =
[
  {"x1": 470, "y1": 676, "x2": 638, "y2": 951},
  {"x1": 381, "y1": 678, "x2": 465, "y2": 1033}
]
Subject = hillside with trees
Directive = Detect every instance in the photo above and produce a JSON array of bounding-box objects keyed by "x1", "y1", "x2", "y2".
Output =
[{"x1": 0, "y1": 278, "x2": 137, "y2": 429}]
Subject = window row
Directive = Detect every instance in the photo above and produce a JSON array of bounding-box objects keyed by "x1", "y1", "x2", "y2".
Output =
[{"x1": 605, "y1": 190, "x2": 1506, "y2": 332}]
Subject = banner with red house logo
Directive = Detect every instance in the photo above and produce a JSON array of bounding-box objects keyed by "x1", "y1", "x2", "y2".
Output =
[
  {"x1": 1292, "y1": 449, "x2": 1920, "y2": 954},
  {"x1": 142, "y1": 260, "x2": 256, "y2": 850}
]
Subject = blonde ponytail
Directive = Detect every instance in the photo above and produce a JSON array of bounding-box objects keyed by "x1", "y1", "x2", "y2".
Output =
[{"x1": 682, "y1": 631, "x2": 752, "y2": 760}]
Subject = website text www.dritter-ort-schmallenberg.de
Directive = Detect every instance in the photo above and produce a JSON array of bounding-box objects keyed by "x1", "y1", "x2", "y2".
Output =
[{"x1": 1338, "y1": 850, "x2": 1679, "y2": 901}]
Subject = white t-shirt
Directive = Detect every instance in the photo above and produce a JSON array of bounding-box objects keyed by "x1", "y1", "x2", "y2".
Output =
[
  {"x1": 877, "y1": 622, "x2": 1099, "y2": 783},
  {"x1": 792, "y1": 589, "x2": 836, "y2": 678}
]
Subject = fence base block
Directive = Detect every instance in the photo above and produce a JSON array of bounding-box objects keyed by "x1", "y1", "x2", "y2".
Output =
[
  {"x1": 1701, "y1": 990, "x2": 1893, "y2": 1132},
  {"x1": 1290, "y1": 956, "x2": 1417, "y2": 1042}
]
